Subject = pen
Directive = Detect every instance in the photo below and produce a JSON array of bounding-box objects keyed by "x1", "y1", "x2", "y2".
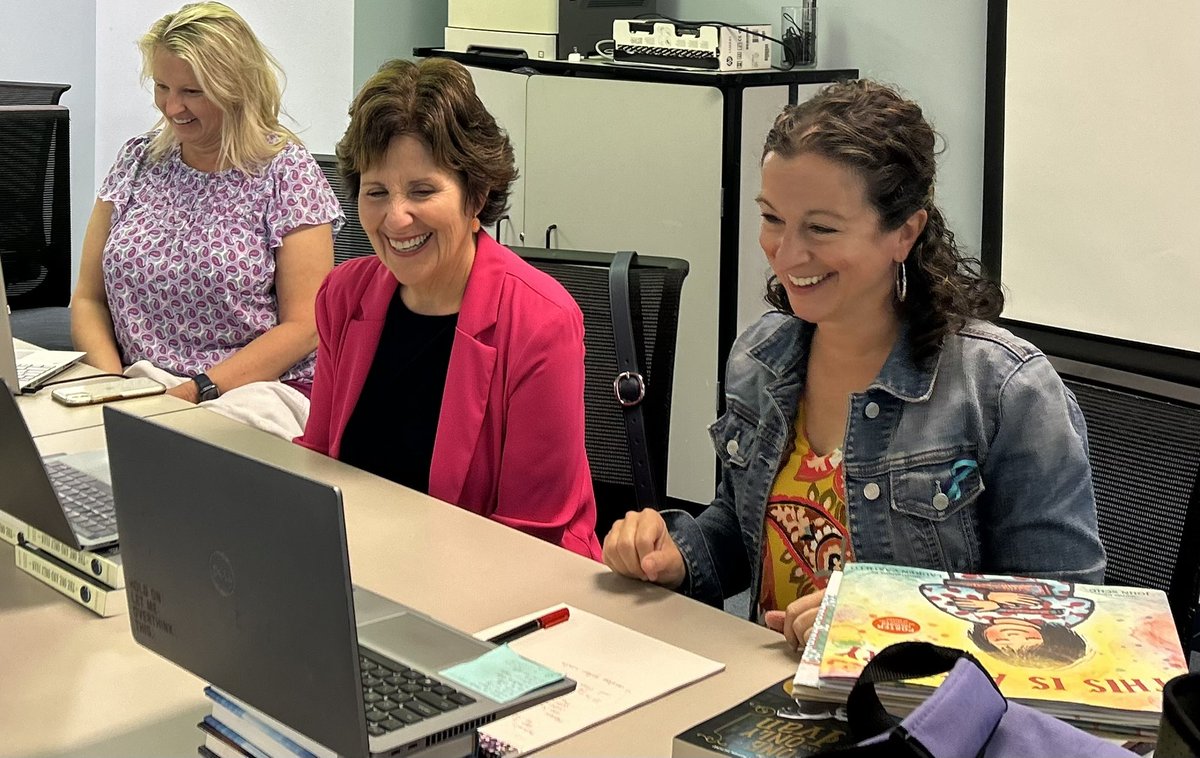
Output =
[{"x1": 486, "y1": 607, "x2": 570, "y2": 645}]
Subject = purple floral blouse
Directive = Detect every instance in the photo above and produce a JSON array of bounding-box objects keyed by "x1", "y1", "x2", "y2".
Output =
[{"x1": 98, "y1": 132, "x2": 344, "y2": 385}]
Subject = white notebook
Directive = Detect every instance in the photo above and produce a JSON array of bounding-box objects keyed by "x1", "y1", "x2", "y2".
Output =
[{"x1": 474, "y1": 605, "x2": 724, "y2": 758}]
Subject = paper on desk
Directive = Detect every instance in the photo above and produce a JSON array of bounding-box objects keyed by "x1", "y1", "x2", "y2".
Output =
[
  {"x1": 473, "y1": 605, "x2": 724, "y2": 757},
  {"x1": 440, "y1": 645, "x2": 564, "y2": 704}
]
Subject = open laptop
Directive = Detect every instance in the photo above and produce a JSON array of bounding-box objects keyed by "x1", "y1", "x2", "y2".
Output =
[
  {"x1": 0, "y1": 389, "x2": 117, "y2": 549},
  {"x1": 0, "y1": 263, "x2": 85, "y2": 393},
  {"x1": 102, "y1": 406, "x2": 574, "y2": 758}
]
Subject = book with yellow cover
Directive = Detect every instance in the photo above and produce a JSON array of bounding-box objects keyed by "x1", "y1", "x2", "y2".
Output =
[
  {"x1": 796, "y1": 562, "x2": 1187, "y2": 735},
  {"x1": 14, "y1": 542, "x2": 127, "y2": 617},
  {"x1": 0, "y1": 508, "x2": 25, "y2": 546},
  {"x1": 21, "y1": 525, "x2": 124, "y2": 589}
]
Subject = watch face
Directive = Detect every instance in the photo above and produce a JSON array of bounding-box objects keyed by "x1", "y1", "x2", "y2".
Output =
[{"x1": 193, "y1": 374, "x2": 218, "y2": 401}]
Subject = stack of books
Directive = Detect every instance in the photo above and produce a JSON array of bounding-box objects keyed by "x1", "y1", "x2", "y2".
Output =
[
  {"x1": 196, "y1": 686, "x2": 479, "y2": 758},
  {"x1": 793, "y1": 562, "x2": 1189, "y2": 737},
  {"x1": 2, "y1": 510, "x2": 126, "y2": 617},
  {"x1": 198, "y1": 686, "x2": 331, "y2": 758}
]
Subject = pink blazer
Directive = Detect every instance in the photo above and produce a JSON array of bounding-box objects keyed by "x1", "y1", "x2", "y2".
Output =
[{"x1": 296, "y1": 233, "x2": 602, "y2": 560}]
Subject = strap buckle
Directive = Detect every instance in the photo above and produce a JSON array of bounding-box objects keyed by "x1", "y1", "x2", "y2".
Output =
[{"x1": 613, "y1": 370, "x2": 646, "y2": 407}]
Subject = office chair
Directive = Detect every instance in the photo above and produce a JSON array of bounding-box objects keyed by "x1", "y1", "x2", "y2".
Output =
[
  {"x1": 0, "y1": 80, "x2": 71, "y2": 106},
  {"x1": 0, "y1": 105, "x2": 72, "y2": 318},
  {"x1": 513, "y1": 246, "x2": 690, "y2": 538},
  {"x1": 1052, "y1": 357, "x2": 1200, "y2": 653},
  {"x1": 313, "y1": 153, "x2": 374, "y2": 265}
]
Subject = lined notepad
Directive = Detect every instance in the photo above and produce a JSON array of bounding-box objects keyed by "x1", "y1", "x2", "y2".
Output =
[{"x1": 474, "y1": 605, "x2": 724, "y2": 758}]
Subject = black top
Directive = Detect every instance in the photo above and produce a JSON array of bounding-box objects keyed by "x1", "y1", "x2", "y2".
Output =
[{"x1": 339, "y1": 288, "x2": 458, "y2": 494}]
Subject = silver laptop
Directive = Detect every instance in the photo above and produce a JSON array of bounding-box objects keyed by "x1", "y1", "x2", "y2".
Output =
[
  {"x1": 102, "y1": 407, "x2": 574, "y2": 758},
  {"x1": 0, "y1": 263, "x2": 85, "y2": 393},
  {"x1": 0, "y1": 389, "x2": 117, "y2": 549}
]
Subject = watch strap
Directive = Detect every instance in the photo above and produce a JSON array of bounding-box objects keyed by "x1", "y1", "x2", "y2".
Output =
[{"x1": 192, "y1": 372, "x2": 220, "y2": 402}]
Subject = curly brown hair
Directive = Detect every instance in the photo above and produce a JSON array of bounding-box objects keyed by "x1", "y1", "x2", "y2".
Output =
[
  {"x1": 336, "y1": 58, "x2": 516, "y2": 226},
  {"x1": 761, "y1": 79, "x2": 1002, "y2": 360}
]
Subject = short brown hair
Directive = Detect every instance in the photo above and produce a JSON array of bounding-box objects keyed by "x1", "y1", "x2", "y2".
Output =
[{"x1": 336, "y1": 58, "x2": 516, "y2": 226}]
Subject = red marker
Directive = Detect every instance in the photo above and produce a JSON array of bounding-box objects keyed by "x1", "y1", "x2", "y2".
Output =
[{"x1": 486, "y1": 607, "x2": 570, "y2": 645}]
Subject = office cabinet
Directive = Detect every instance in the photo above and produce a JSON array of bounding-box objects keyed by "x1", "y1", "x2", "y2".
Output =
[{"x1": 435, "y1": 52, "x2": 856, "y2": 504}]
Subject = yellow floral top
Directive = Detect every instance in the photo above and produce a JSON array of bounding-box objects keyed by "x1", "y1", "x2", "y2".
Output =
[{"x1": 758, "y1": 402, "x2": 854, "y2": 615}]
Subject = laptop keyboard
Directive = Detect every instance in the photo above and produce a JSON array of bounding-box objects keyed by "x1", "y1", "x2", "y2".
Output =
[
  {"x1": 360, "y1": 653, "x2": 476, "y2": 737},
  {"x1": 44, "y1": 459, "x2": 118, "y2": 541},
  {"x1": 16, "y1": 360, "x2": 56, "y2": 386}
]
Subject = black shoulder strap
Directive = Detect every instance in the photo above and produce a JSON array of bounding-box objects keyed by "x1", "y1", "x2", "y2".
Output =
[{"x1": 609, "y1": 251, "x2": 659, "y2": 511}]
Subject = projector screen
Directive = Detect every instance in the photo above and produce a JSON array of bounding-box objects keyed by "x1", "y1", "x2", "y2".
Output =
[{"x1": 996, "y1": 0, "x2": 1200, "y2": 354}]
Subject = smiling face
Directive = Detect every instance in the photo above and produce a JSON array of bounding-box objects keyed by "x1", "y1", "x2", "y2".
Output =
[
  {"x1": 983, "y1": 620, "x2": 1045, "y2": 654},
  {"x1": 151, "y1": 48, "x2": 224, "y2": 165},
  {"x1": 357, "y1": 134, "x2": 479, "y2": 313},
  {"x1": 757, "y1": 151, "x2": 923, "y2": 331}
]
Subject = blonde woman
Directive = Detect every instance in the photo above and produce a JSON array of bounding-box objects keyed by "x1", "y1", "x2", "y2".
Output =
[{"x1": 72, "y1": 2, "x2": 342, "y2": 435}]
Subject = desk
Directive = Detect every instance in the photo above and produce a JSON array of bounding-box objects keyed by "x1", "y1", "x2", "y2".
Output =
[
  {"x1": 11, "y1": 343, "x2": 195, "y2": 438},
  {"x1": 0, "y1": 410, "x2": 794, "y2": 757}
]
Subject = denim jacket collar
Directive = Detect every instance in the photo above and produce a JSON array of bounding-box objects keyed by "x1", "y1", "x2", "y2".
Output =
[{"x1": 745, "y1": 314, "x2": 941, "y2": 403}]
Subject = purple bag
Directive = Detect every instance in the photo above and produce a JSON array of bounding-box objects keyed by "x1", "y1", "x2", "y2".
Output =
[{"x1": 820, "y1": 642, "x2": 1138, "y2": 758}]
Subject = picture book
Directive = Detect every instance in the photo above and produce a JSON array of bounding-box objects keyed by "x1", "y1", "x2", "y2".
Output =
[
  {"x1": 673, "y1": 678, "x2": 856, "y2": 758},
  {"x1": 795, "y1": 562, "x2": 1188, "y2": 734}
]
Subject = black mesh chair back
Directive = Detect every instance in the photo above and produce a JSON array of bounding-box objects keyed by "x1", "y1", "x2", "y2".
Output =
[
  {"x1": 1055, "y1": 363, "x2": 1200, "y2": 647},
  {"x1": 513, "y1": 247, "x2": 688, "y2": 537},
  {"x1": 0, "y1": 105, "x2": 71, "y2": 309},
  {"x1": 0, "y1": 81, "x2": 71, "y2": 105},
  {"x1": 313, "y1": 153, "x2": 375, "y2": 265}
]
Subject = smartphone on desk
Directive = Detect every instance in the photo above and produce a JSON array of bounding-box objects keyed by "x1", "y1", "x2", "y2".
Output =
[{"x1": 51, "y1": 377, "x2": 167, "y2": 406}]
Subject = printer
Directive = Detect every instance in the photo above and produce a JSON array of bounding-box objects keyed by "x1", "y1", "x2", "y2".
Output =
[{"x1": 446, "y1": 0, "x2": 658, "y2": 61}]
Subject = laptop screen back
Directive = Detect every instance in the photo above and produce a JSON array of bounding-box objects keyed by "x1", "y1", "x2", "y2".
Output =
[
  {"x1": 0, "y1": 389, "x2": 81, "y2": 545},
  {"x1": 103, "y1": 406, "x2": 370, "y2": 758}
]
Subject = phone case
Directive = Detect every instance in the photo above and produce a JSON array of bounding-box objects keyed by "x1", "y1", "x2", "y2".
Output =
[{"x1": 51, "y1": 377, "x2": 166, "y2": 406}]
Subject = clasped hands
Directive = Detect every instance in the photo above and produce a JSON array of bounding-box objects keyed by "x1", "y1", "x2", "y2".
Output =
[{"x1": 602, "y1": 509, "x2": 823, "y2": 651}]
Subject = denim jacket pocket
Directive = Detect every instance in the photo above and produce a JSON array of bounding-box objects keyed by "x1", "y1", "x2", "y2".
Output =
[
  {"x1": 709, "y1": 404, "x2": 757, "y2": 470},
  {"x1": 887, "y1": 448, "x2": 985, "y2": 570}
]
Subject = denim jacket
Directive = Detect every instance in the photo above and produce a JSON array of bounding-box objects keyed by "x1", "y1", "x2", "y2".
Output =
[{"x1": 663, "y1": 313, "x2": 1106, "y2": 614}]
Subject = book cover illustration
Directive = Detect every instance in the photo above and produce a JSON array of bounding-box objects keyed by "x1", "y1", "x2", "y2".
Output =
[
  {"x1": 816, "y1": 563, "x2": 1187, "y2": 715},
  {"x1": 674, "y1": 678, "x2": 855, "y2": 758}
]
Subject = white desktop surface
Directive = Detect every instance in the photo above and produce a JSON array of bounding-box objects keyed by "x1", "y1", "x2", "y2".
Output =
[
  {"x1": 0, "y1": 409, "x2": 794, "y2": 757},
  {"x1": 12, "y1": 348, "x2": 195, "y2": 439}
]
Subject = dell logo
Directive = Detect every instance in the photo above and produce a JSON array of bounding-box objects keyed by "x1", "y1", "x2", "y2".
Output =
[{"x1": 209, "y1": 551, "x2": 236, "y2": 597}]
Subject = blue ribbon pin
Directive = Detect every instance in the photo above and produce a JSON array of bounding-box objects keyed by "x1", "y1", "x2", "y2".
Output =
[{"x1": 945, "y1": 459, "x2": 979, "y2": 502}]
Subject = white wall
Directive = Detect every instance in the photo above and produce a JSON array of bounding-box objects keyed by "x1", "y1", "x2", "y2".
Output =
[
  {"x1": 665, "y1": 0, "x2": 988, "y2": 276},
  {"x1": 0, "y1": 0, "x2": 98, "y2": 285},
  {"x1": 354, "y1": 0, "x2": 448, "y2": 90}
]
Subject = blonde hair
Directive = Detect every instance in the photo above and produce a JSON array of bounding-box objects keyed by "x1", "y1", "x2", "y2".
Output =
[{"x1": 138, "y1": 1, "x2": 299, "y2": 173}]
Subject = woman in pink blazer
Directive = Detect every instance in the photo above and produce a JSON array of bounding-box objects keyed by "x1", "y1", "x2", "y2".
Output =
[{"x1": 296, "y1": 58, "x2": 601, "y2": 560}]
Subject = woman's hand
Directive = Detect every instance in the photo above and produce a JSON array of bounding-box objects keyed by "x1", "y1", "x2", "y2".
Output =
[
  {"x1": 602, "y1": 509, "x2": 686, "y2": 589},
  {"x1": 765, "y1": 589, "x2": 826, "y2": 651},
  {"x1": 165, "y1": 381, "x2": 200, "y2": 404}
]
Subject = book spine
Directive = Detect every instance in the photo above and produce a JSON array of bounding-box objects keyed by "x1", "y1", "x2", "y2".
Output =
[
  {"x1": 22, "y1": 525, "x2": 124, "y2": 588},
  {"x1": 202, "y1": 716, "x2": 270, "y2": 758},
  {"x1": 205, "y1": 687, "x2": 331, "y2": 758},
  {"x1": 0, "y1": 509, "x2": 25, "y2": 547},
  {"x1": 14, "y1": 543, "x2": 127, "y2": 617}
]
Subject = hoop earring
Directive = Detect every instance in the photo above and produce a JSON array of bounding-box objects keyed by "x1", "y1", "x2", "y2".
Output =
[{"x1": 895, "y1": 261, "x2": 908, "y2": 303}]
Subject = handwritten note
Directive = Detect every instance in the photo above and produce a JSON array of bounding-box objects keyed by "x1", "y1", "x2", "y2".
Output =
[
  {"x1": 473, "y1": 605, "x2": 724, "y2": 756},
  {"x1": 440, "y1": 645, "x2": 564, "y2": 704}
]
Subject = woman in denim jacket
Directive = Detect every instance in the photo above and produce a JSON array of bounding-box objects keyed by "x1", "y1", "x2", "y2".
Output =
[{"x1": 602, "y1": 80, "x2": 1106, "y2": 650}]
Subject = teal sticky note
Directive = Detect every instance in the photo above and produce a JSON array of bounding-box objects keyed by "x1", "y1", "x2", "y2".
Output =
[{"x1": 439, "y1": 645, "x2": 564, "y2": 704}]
